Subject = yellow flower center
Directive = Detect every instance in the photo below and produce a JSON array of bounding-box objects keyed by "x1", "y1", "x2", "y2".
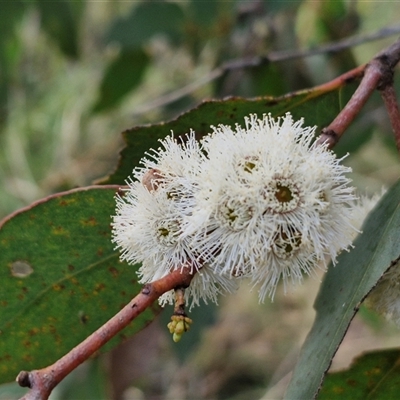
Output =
[
  {"x1": 217, "y1": 198, "x2": 253, "y2": 231},
  {"x1": 155, "y1": 220, "x2": 180, "y2": 246},
  {"x1": 274, "y1": 183, "x2": 294, "y2": 203},
  {"x1": 263, "y1": 176, "x2": 301, "y2": 214}
]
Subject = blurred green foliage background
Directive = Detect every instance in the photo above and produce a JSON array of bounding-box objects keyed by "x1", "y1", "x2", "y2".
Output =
[
  {"x1": 1, "y1": 1, "x2": 400, "y2": 399},
  {"x1": 1, "y1": 0, "x2": 400, "y2": 219}
]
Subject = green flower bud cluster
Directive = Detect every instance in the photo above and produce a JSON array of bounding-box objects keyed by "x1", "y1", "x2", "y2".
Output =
[{"x1": 167, "y1": 315, "x2": 193, "y2": 342}]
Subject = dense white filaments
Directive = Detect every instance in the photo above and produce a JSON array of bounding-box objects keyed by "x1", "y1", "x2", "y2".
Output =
[
  {"x1": 112, "y1": 113, "x2": 362, "y2": 306},
  {"x1": 112, "y1": 133, "x2": 237, "y2": 308},
  {"x1": 186, "y1": 114, "x2": 357, "y2": 300}
]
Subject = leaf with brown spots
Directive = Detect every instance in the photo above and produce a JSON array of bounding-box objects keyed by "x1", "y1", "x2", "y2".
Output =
[
  {"x1": 0, "y1": 186, "x2": 160, "y2": 384},
  {"x1": 319, "y1": 348, "x2": 400, "y2": 399}
]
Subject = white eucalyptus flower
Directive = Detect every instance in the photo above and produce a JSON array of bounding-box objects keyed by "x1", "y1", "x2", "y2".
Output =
[
  {"x1": 111, "y1": 133, "x2": 237, "y2": 308},
  {"x1": 185, "y1": 113, "x2": 358, "y2": 301},
  {"x1": 113, "y1": 113, "x2": 360, "y2": 306},
  {"x1": 350, "y1": 191, "x2": 385, "y2": 235}
]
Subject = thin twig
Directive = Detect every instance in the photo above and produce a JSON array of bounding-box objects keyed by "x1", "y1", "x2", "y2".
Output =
[
  {"x1": 316, "y1": 38, "x2": 400, "y2": 149},
  {"x1": 17, "y1": 268, "x2": 195, "y2": 400},
  {"x1": 267, "y1": 24, "x2": 400, "y2": 63},
  {"x1": 300, "y1": 64, "x2": 365, "y2": 99},
  {"x1": 132, "y1": 24, "x2": 400, "y2": 116}
]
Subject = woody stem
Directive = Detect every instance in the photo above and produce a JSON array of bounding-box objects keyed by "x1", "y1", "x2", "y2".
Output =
[{"x1": 16, "y1": 268, "x2": 195, "y2": 400}]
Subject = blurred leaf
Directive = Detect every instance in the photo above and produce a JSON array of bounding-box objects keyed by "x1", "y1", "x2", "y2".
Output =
[
  {"x1": 0, "y1": 1, "x2": 26, "y2": 40},
  {"x1": 106, "y1": 2, "x2": 185, "y2": 49},
  {"x1": 100, "y1": 80, "x2": 358, "y2": 185},
  {"x1": 358, "y1": 304, "x2": 387, "y2": 332},
  {"x1": 0, "y1": 0, "x2": 27, "y2": 124},
  {"x1": 0, "y1": 381, "x2": 27, "y2": 400},
  {"x1": 320, "y1": 0, "x2": 347, "y2": 21},
  {"x1": 318, "y1": 0, "x2": 359, "y2": 73},
  {"x1": 0, "y1": 186, "x2": 160, "y2": 384},
  {"x1": 57, "y1": 358, "x2": 109, "y2": 400},
  {"x1": 319, "y1": 348, "x2": 400, "y2": 399},
  {"x1": 92, "y1": 49, "x2": 150, "y2": 113},
  {"x1": 184, "y1": 0, "x2": 235, "y2": 59},
  {"x1": 35, "y1": 0, "x2": 83, "y2": 59},
  {"x1": 262, "y1": 0, "x2": 304, "y2": 13},
  {"x1": 247, "y1": 64, "x2": 288, "y2": 97},
  {"x1": 187, "y1": 0, "x2": 225, "y2": 27},
  {"x1": 285, "y1": 179, "x2": 400, "y2": 399}
]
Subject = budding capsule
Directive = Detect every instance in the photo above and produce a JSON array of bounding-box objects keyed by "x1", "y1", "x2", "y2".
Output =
[
  {"x1": 174, "y1": 320, "x2": 185, "y2": 334},
  {"x1": 167, "y1": 320, "x2": 177, "y2": 334},
  {"x1": 172, "y1": 332, "x2": 182, "y2": 342}
]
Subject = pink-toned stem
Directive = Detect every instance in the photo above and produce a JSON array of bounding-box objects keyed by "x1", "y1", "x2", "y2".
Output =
[
  {"x1": 316, "y1": 62, "x2": 380, "y2": 148},
  {"x1": 306, "y1": 64, "x2": 365, "y2": 98},
  {"x1": 380, "y1": 84, "x2": 400, "y2": 153},
  {"x1": 317, "y1": 38, "x2": 400, "y2": 149},
  {"x1": 17, "y1": 268, "x2": 195, "y2": 400}
]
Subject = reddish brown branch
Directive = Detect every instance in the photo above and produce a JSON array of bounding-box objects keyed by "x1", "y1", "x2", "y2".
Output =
[
  {"x1": 305, "y1": 64, "x2": 366, "y2": 99},
  {"x1": 380, "y1": 84, "x2": 400, "y2": 153},
  {"x1": 316, "y1": 63, "x2": 380, "y2": 148},
  {"x1": 16, "y1": 268, "x2": 195, "y2": 400},
  {"x1": 316, "y1": 38, "x2": 400, "y2": 149}
]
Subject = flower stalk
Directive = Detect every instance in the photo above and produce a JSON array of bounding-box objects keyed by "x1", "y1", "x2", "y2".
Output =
[{"x1": 380, "y1": 84, "x2": 400, "y2": 153}]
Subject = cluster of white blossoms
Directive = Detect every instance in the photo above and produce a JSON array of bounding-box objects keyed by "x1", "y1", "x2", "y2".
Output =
[{"x1": 112, "y1": 113, "x2": 360, "y2": 307}]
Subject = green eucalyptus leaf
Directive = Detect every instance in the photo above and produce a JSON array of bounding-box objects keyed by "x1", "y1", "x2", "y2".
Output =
[
  {"x1": 0, "y1": 0, "x2": 27, "y2": 124},
  {"x1": 0, "y1": 1, "x2": 26, "y2": 41},
  {"x1": 106, "y1": 2, "x2": 185, "y2": 49},
  {"x1": 0, "y1": 381, "x2": 27, "y2": 399},
  {"x1": 262, "y1": 0, "x2": 304, "y2": 13},
  {"x1": 35, "y1": 0, "x2": 83, "y2": 59},
  {"x1": 285, "y1": 179, "x2": 400, "y2": 399},
  {"x1": 319, "y1": 348, "x2": 400, "y2": 399},
  {"x1": 100, "y1": 80, "x2": 358, "y2": 185},
  {"x1": 0, "y1": 186, "x2": 160, "y2": 384},
  {"x1": 188, "y1": 0, "x2": 218, "y2": 26},
  {"x1": 92, "y1": 49, "x2": 150, "y2": 113},
  {"x1": 247, "y1": 64, "x2": 288, "y2": 97},
  {"x1": 56, "y1": 358, "x2": 109, "y2": 400}
]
